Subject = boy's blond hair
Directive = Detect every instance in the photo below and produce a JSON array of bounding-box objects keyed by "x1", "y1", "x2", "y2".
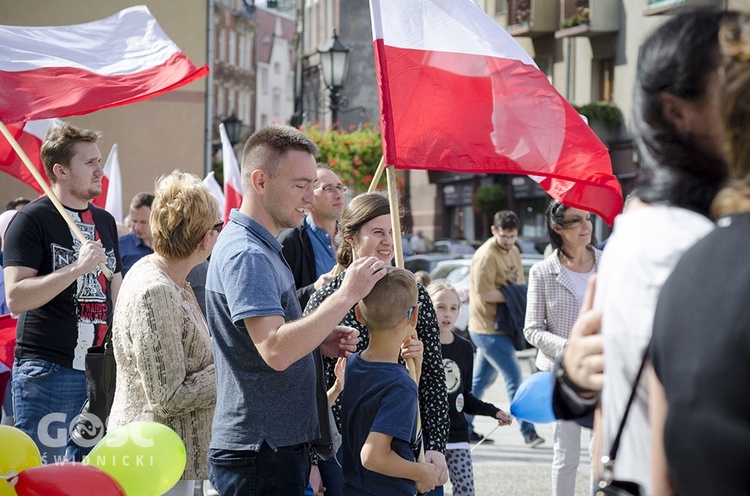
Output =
[{"x1": 359, "y1": 267, "x2": 418, "y2": 332}]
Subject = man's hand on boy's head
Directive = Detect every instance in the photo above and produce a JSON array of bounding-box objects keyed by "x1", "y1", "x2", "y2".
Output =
[
  {"x1": 339, "y1": 256, "x2": 387, "y2": 305},
  {"x1": 321, "y1": 325, "x2": 360, "y2": 358}
]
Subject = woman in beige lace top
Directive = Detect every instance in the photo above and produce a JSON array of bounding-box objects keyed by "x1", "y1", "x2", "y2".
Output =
[{"x1": 109, "y1": 171, "x2": 220, "y2": 496}]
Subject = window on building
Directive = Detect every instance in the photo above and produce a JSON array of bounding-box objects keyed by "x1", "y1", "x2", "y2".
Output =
[
  {"x1": 216, "y1": 86, "x2": 225, "y2": 117},
  {"x1": 536, "y1": 55, "x2": 554, "y2": 85},
  {"x1": 274, "y1": 62, "x2": 281, "y2": 74},
  {"x1": 261, "y1": 67, "x2": 269, "y2": 94},
  {"x1": 495, "y1": 0, "x2": 506, "y2": 15},
  {"x1": 229, "y1": 31, "x2": 237, "y2": 66},
  {"x1": 287, "y1": 75, "x2": 294, "y2": 100},
  {"x1": 219, "y1": 29, "x2": 226, "y2": 61},
  {"x1": 273, "y1": 91, "x2": 281, "y2": 116},
  {"x1": 261, "y1": 114, "x2": 268, "y2": 127},
  {"x1": 597, "y1": 57, "x2": 615, "y2": 102}
]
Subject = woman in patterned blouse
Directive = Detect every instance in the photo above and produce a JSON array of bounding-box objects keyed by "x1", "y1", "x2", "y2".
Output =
[
  {"x1": 305, "y1": 192, "x2": 450, "y2": 493},
  {"x1": 109, "y1": 172, "x2": 220, "y2": 496}
]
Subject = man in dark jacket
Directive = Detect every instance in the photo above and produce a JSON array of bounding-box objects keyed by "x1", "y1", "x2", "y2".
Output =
[{"x1": 278, "y1": 164, "x2": 346, "y2": 309}]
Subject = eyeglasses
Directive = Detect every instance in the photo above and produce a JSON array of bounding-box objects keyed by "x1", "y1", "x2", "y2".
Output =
[
  {"x1": 404, "y1": 304, "x2": 419, "y2": 322},
  {"x1": 314, "y1": 184, "x2": 348, "y2": 194},
  {"x1": 212, "y1": 221, "x2": 224, "y2": 233}
]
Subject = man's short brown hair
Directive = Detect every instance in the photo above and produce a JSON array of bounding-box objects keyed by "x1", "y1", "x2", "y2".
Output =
[
  {"x1": 40, "y1": 123, "x2": 100, "y2": 184},
  {"x1": 359, "y1": 267, "x2": 418, "y2": 332},
  {"x1": 240, "y1": 125, "x2": 319, "y2": 191}
]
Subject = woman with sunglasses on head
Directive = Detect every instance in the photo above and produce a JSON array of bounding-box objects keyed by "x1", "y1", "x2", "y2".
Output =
[
  {"x1": 524, "y1": 201, "x2": 600, "y2": 496},
  {"x1": 108, "y1": 171, "x2": 221, "y2": 496},
  {"x1": 305, "y1": 192, "x2": 450, "y2": 494}
]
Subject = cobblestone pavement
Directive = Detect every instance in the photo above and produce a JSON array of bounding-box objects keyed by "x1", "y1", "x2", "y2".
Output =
[{"x1": 445, "y1": 357, "x2": 593, "y2": 496}]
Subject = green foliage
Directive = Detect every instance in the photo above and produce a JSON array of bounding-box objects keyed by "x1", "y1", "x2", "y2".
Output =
[
  {"x1": 575, "y1": 101, "x2": 624, "y2": 131},
  {"x1": 561, "y1": 7, "x2": 590, "y2": 28},
  {"x1": 299, "y1": 123, "x2": 384, "y2": 193},
  {"x1": 473, "y1": 183, "x2": 508, "y2": 219}
]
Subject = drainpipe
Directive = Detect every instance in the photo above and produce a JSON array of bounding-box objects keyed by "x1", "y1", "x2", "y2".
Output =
[{"x1": 205, "y1": 0, "x2": 215, "y2": 175}]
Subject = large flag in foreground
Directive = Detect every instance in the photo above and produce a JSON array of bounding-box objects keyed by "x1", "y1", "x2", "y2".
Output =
[
  {"x1": 0, "y1": 5, "x2": 208, "y2": 125},
  {"x1": 0, "y1": 118, "x2": 61, "y2": 193},
  {"x1": 220, "y1": 123, "x2": 243, "y2": 224},
  {"x1": 370, "y1": 0, "x2": 622, "y2": 224}
]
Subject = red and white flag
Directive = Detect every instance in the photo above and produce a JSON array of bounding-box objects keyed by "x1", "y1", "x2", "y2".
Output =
[
  {"x1": 0, "y1": 6, "x2": 208, "y2": 125},
  {"x1": 203, "y1": 171, "x2": 226, "y2": 215},
  {"x1": 0, "y1": 118, "x2": 61, "y2": 194},
  {"x1": 92, "y1": 144, "x2": 123, "y2": 222},
  {"x1": 370, "y1": 0, "x2": 622, "y2": 224},
  {"x1": 220, "y1": 123, "x2": 243, "y2": 223}
]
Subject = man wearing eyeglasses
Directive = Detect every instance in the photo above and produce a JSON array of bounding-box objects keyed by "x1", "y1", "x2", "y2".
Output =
[{"x1": 278, "y1": 164, "x2": 347, "y2": 309}]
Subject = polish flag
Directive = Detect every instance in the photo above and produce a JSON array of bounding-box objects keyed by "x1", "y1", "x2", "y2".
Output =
[
  {"x1": 220, "y1": 123, "x2": 243, "y2": 223},
  {"x1": 370, "y1": 0, "x2": 623, "y2": 224},
  {"x1": 0, "y1": 118, "x2": 61, "y2": 194},
  {"x1": 93, "y1": 144, "x2": 123, "y2": 222},
  {"x1": 203, "y1": 171, "x2": 226, "y2": 215},
  {"x1": 0, "y1": 5, "x2": 208, "y2": 125}
]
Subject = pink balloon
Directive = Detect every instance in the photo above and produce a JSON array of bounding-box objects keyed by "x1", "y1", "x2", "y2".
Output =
[{"x1": 14, "y1": 463, "x2": 126, "y2": 496}]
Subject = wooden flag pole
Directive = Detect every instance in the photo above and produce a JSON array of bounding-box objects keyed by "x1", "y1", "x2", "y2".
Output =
[
  {"x1": 367, "y1": 156, "x2": 386, "y2": 193},
  {"x1": 386, "y1": 164, "x2": 424, "y2": 462},
  {"x1": 0, "y1": 121, "x2": 113, "y2": 280}
]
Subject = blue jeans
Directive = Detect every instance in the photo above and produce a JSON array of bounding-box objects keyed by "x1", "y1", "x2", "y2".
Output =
[
  {"x1": 467, "y1": 333, "x2": 535, "y2": 436},
  {"x1": 317, "y1": 446, "x2": 344, "y2": 496},
  {"x1": 208, "y1": 442, "x2": 310, "y2": 496},
  {"x1": 12, "y1": 358, "x2": 87, "y2": 463}
]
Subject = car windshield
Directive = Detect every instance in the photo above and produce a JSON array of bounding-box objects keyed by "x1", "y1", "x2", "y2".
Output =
[{"x1": 445, "y1": 266, "x2": 469, "y2": 284}]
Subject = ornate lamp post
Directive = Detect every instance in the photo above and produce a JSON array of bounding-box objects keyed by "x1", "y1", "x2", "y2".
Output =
[
  {"x1": 317, "y1": 31, "x2": 351, "y2": 129},
  {"x1": 222, "y1": 112, "x2": 243, "y2": 145}
]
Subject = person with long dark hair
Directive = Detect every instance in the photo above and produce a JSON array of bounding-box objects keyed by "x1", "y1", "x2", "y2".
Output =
[{"x1": 553, "y1": 9, "x2": 736, "y2": 494}]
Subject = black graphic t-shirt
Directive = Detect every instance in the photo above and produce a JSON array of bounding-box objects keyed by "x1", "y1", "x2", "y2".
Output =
[{"x1": 3, "y1": 197, "x2": 121, "y2": 370}]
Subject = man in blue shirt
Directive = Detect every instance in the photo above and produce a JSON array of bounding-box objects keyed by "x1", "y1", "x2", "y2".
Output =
[
  {"x1": 118, "y1": 192, "x2": 154, "y2": 276},
  {"x1": 278, "y1": 164, "x2": 346, "y2": 309},
  {"x1": 205, "y1": 125, "x2": 387, "y2": 496}
]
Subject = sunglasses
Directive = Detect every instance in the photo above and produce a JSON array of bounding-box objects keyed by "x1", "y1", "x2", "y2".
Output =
[{"x1": 212, "y1": 221, "x2": 224, "y2": 233}]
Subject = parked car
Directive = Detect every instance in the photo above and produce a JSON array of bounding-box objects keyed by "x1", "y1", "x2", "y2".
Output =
[
  {"x1": 404, "y1": 253, "x2": 466, "y2": 274},
  {"x1": 428, "y1": 254, "x2": 541, "y2": 331},
  {"x1": 431, "y1": 239, "x2": 477, "y2": 255}
]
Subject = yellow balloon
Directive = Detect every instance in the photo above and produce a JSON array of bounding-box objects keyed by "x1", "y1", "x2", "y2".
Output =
[
  {"x1": 0, "y1": 425, "x2": 42, "y2": 496},
  {"x1": 84, "y1": 421, "x2": 186, "y2": 496}
]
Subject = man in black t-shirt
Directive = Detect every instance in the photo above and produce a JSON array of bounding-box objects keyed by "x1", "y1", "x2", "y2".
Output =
[{"x1": 3, "y1": 122, "x2": 122, "y2": 462}]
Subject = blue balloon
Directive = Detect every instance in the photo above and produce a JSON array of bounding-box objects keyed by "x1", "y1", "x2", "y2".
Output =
[{"x1": 510, "y1": 371, "x2": 556, "y2": 423}]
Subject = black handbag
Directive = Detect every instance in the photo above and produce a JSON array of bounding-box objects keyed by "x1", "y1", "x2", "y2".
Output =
[
  {"x1": 70, "y1": 336, "x2": 117, "y2": 451},
  {"x1": 594, "y1": 350, "x2": 648, "y2": 496}
]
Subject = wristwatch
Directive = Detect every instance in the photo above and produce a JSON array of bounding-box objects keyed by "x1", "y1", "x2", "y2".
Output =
[{"x1": 556, "y1": 352, "x2": 594, "y2": 395}]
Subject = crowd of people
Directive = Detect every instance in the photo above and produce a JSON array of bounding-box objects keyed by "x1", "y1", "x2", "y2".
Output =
[{"x1": 3, "y1": 6, "x2": 750, "y2": 496}]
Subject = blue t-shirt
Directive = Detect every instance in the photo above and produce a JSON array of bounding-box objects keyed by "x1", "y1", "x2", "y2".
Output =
[
  {"x1": 341, "y1": 353, "x2": 418, "y2": 496},
  {"x1": 206, "y1": 209, "x2": 318, "y2": 450},
  {"x1": 118, "y1": 231, "x2": 153, "y2": 276}
]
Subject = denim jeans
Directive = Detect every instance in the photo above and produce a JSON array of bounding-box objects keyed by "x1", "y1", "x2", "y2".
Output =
[
  {"x1": 317, "y1": 445, "x2": 344, "y2": 496},
  {"x1": 12, "y1": 358, "x2": 87, "y2": 463},
  {"x1": 208, "y1": 442, "x2": 310, "y2": 496},
  {"x1": 467, "y1": 333, "x2": 535, "y2": 436}
]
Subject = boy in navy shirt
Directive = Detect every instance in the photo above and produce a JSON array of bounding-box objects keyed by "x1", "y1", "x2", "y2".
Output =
[{"x1": 341, "y1": 267, "x2": 440, "y2": 495}]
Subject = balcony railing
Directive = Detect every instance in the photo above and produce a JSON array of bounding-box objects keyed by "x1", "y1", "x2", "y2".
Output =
[
  {"x1": 555, "y1": 0, "x2": 618, "y2": 39},
  {"x1": 506, "y1": 0, "x2": 559, "y2": 37}
]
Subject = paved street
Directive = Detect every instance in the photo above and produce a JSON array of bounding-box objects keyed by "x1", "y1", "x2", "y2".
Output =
[{"x1": 445, "y1": 356, "x2": 593, "y2": 496}]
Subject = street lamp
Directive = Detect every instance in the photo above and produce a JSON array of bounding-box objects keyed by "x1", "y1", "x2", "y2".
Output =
[
  {"x1": 318, "y1": 31, "x2": 351, "y2": 129},
  {"x1": 223, "y1": 112, "x2": 242, "y2": 146}
]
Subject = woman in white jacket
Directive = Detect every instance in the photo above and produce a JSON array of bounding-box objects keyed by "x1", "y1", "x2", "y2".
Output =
[{"x1": 524, "y1": 200, "x2": 600, "y2": 496}]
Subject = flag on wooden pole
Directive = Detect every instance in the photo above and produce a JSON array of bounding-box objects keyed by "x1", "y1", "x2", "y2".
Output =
[{"x1": 370, "y1": 0, "x2": 623, "y2": 224}]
